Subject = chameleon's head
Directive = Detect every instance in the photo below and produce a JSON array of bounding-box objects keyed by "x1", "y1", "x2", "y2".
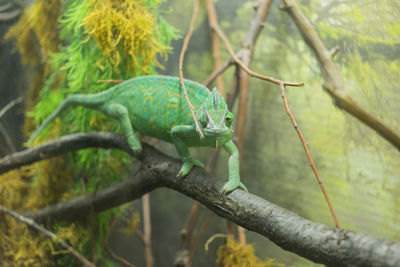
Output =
[{"x1": 197, "y1": 87, "x2": 233, "y2": 147}]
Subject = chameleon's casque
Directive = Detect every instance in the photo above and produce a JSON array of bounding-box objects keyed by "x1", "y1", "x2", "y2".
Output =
[{"x1": 29, "y1": 75, "x2": 247, "y2": 193}]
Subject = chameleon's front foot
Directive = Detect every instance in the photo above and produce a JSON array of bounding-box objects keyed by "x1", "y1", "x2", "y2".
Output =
[
  {"x1": 221, "y1": 180, "x2": 248, "y2": 195},
  {"x1": 127, "y1": 135, "x2": 142, "y2": 154},
  {"x1": 176, "y1": 159, "x2": 204, "y2": 178}
]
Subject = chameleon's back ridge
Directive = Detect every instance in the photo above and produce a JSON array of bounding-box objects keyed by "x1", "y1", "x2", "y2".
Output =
[{"x1": 29, "y1": 75, "x2": 247, "y2": 194}]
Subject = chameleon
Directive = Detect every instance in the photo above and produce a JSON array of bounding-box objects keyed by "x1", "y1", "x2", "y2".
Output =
[{"x1": 29, "y1": 75, "x2": 248, "y2": 194}]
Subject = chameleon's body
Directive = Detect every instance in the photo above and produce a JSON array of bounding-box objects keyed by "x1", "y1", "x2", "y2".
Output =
[{"x1": 29, "y1": 75, "x2": 247, "y2": 193}]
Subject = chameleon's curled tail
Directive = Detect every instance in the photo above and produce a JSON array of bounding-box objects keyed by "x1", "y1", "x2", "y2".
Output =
[{"x1": 28, "y1": 94, "x2": 104, "y2": 143}]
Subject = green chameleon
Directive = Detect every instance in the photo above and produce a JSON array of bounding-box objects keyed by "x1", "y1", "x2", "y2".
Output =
[{"x1": 29, "y1": 75, "x2": 247, "y2": 194}]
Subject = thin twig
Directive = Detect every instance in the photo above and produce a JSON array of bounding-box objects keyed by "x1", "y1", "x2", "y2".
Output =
[
  {"x1": 90, "y1": 179, "x2": 101, "y2": 262},
  {"x1": 0, "y1": 96, "x2": 23, "y2": 119},
  {"x1": 188, "y1": 211, "x2": 213, "y2": 263},
  {"x1": 202, "y1": 59, "x2": 234, "y2": 88},
  {"x1": 0, "y1": 8, "x2": 21, "y2": 21},
  {"x1": 142, "y1": 194, "x2": 154, "y2": 267},
  {"x1": 210, "y1": 23, "x2": 303, "y2": 87},
  {"x1": 97, "y1": 80, "x2": 124, "y2": 83},
  {"x1": 178, "y1": 0, "x2": 204, "y2": 138},
  {"x1": 279, "y1": 82, "x2": 340, "y2": 228},
  {"x1": 0, "y1": 204, "x2": 95, "y2": 267},
  {"x1": 0, "y1": 122, "x2": 16, "y2": 153},
  {"x1": 205, "y1": 0, "x2": 225, "y2": 94},
  {"x1": 173, "y1": 201, "x2": 202, "y2": 267},
  {"x1": 0, "y1": 3, "x2": 12, "y2": 12},
  {"x1": 106, "y1": 246, "x2": 136, "y2": 267}
]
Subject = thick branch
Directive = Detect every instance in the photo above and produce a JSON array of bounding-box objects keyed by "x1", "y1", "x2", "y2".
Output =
[
  {"x1": 281, "y1": 0, "x2": 400, "y2": 151},
  {"x1": 0, "y1": 132, "x2": 133, "y2": 174},
  {"x1": 1, "y1": 133, "x2": 397, "y2": 267}
]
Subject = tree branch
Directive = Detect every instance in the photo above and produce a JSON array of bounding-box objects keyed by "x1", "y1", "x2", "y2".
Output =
[
  {"x1": 281, "y1": 0, "x2": 400, "y2": 151},
  {"x1": 0, "y1": 132, "x2": 397, "y2": 266},
  {"x1": 0, "y1": 132, "x2": 133, "y2": 175}
]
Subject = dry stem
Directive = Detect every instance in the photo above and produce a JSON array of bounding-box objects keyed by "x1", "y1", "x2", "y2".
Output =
[
  {"x1": 142, "y1": 194, "x2": 154, "y2": 267},
  {"x1": 178, "y1": 0, "x2": 204, "y2": 138},
  {"x1": 210, "y1": 22, "x2": 303, "y2": 87},
  {"x1": 279, "y1": 83, "x2": 340, "y2": 228}
]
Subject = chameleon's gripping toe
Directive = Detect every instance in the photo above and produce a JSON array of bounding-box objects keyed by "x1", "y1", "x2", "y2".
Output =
[
  {"x1": 127, "y1": 135, "x2": 142, "y2": 154},
  {"x1": 176, "y1": 159, "x2": 204, "y2": 178},
  {"x1": 220, "y1": 180, "x2": 248, "y2": 195}
]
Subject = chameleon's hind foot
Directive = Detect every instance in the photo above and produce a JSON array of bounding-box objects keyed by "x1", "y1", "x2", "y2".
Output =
[
  {"x1": 220, "y1": 180, "x2": 248, "y2": 195},
  {"x1": 176, "y1": 159, "x2": 204, "y2": 178}
]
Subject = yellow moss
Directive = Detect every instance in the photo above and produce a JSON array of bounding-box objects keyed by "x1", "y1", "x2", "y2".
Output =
[
  {"x1": 0, "y1": 119, "x2": 75, "y2": 265},
  {"x1": 82, "y1": 0, "x2": 170, "y2": 73},
  {"x1": 50, "y1": 223, "x2": 89, "y2": 255},
  {"x1": 216, "y1": 238, "x2": 286, "y2": 267},
  {"x1": 5, "y1": 0, "x2": 62, "y2": 134},
  {"x1": 120, "y1": 211, "x2": 140, "y2": 234},
  {"x1": 5, "y1": 0, "x2": 61, "y2": 66}
]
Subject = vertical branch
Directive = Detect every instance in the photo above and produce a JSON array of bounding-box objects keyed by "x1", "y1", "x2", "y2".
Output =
[
  {"x1": 179, "y1": 0, "x2": 204, "y2": 138},
  {"x1": 188, "y1": 212, "x2": 213, "y2": 262},
  {"x1": 279, "y1": 83, "x2": 340, "y2": 228},
  {"x1": 235, "y1": 0, "x2": 273, "y2": 155},
  {"x1": 205, "y1": 0, "x2": 225, "y2": 94},
  {"x1": 142, "y1": 194, "x2": 153, "y2": 267},
  {"x1": 174, "y1": 202, "x2": 202, "y2": 267}
]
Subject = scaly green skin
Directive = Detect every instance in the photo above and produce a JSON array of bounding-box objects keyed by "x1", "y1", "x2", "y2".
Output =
[{"x1": 29, "y1": 75, "x2": 247, "y2": 194}]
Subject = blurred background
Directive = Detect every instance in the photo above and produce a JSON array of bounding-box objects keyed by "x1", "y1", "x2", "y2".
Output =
[{"x1": 1, "y1": 0, "x2": 399, "y2": 266}]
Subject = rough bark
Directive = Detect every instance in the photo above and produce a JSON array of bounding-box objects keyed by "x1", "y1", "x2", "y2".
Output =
[{"x1": 0, "y1": 132, "x2": 398, "y2": 267}]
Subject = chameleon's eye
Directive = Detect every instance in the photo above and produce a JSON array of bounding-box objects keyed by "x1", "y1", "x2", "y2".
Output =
[
  {"x1": 200, "y1": 120, "x2": 207, "y2": 128},
  {"x1": 225, "y1": 117, "x2": 232, "y2": 126}
]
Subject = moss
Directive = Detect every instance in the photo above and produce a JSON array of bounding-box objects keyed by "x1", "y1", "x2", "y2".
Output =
[
  {"x1": 5, "y1": 0, "x2": 61, "y2": 66},
  {"x1": 216, "y1": 238, "x2": 286, "y2": 267},
  {"x1": 5, "y1": 0, "x2": 62, "y2": 135},
  {"x1": 82, "y1": 0, "x2": 170, "y2": 73}
]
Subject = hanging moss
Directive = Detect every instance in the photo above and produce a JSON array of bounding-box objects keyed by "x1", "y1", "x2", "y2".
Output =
[
  {"x1": 216, "y1": 238, "x2": 285, "y2": 267},
  {"x1": 5, "y1": 0, "x2": 63, "y2": 134},
  {"x1": 82, "y1": 0, "x2": 170, "y2": 73},
  {"x1": 5, "y1": 0, "x2": 61, "y2": 65}
]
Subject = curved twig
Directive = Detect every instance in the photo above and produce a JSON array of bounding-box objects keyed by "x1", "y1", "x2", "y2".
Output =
[
  {"x1": 178, "y1": 0, "x2": 204, "y2": 138},
  {"x1": 210, "y1": 22, "x2": 303, "y2": 87}
]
